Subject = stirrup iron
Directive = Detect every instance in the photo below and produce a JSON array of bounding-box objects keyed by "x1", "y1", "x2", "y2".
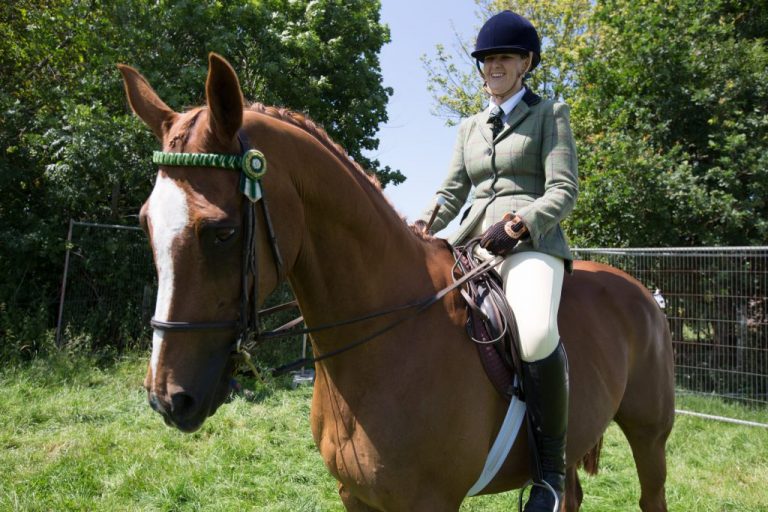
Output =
[{"x1": 517, "y1": 479, "x2": 560, "y2": 512}]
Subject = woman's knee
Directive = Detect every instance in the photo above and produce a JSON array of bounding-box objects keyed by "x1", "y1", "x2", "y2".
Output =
[{"x1": 518, "y1": 322, "x2": 560, "y2": 362}]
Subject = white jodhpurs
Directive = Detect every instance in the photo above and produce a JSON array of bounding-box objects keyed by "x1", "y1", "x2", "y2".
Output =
[{"x1": 475, "y1": 247, "x2": 565, "y2": 362}]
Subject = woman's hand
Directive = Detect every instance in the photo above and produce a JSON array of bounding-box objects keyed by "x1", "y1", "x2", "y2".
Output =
[{"x1": 480, "y1": 214, "x2": 528, "y2": 256}]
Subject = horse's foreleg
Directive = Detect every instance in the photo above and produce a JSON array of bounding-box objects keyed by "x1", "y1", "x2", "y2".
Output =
[{"x1": 563, "y1": 465, "x2": 583, "y2": 511}]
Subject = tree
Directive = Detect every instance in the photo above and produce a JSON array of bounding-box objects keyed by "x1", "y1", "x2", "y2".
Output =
[
  {"x1": 0, "y1": 0, "x2": 398, "y2": 348},
  {"x1": 569, "y1": 0, "x2": 768, "y2": 247}
]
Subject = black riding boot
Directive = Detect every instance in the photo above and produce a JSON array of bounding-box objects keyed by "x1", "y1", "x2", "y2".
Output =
[{"x1": 522, "y1": 341, "x2": 569, "y2": 512}]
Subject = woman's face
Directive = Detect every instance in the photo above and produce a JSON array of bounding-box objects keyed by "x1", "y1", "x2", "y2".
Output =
[{"x1": 483, "y1": 53, "x2": 530, "y2": 102}]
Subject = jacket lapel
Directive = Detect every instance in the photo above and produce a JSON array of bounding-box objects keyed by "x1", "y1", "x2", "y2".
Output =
[
  {"x1": 478, "y1": 112, "x2": 495, "y2": 145},
  {"x1": 498, "y1": 102, "x2": 530, "y2": 139},
  {"x1": 478, "y1": 88, "x2": 543, "y2": 144},
  {"x1": 496, "y1": 87, "x2": 541, "y2": 141}
]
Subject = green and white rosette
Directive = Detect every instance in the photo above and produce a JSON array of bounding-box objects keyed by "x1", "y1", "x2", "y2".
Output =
[{"x1": 240, "y1": 149, "x2": 267, "y2": 202}]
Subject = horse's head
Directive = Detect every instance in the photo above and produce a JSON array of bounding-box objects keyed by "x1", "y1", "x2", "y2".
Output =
[{"x1": 119, "y1": 54, "x2": 291, "y2": 432}]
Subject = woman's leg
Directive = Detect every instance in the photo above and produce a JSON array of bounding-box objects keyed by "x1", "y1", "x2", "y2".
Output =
[
  {"x1": 497, "y1": 251, "x2": 564, "y2": 362},
  {"x1": 498, "y1": 252, "x2": 568, "y2": 512}
]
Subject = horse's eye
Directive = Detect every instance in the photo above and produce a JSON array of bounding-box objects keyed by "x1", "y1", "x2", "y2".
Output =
[{"x1": 215, "y1": 227, "x2": 236, "y2": 243}]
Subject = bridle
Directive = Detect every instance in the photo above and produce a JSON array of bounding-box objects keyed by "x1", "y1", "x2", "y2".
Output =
[
  {"x1": 149, "y1": 131, "x2": 284, "y2": 355},
  {"x1": 148, "y1": 129, "x2": 504, "y2": 376}
]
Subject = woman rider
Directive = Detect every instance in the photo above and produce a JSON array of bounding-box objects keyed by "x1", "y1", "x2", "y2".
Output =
[{"x1": 418, "y1": 11, "x2": 578, "y2": 511}]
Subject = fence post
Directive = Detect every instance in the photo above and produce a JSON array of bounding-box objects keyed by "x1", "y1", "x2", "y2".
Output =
[{"x1": 55, "y1": 219, "x2": 75, "y2": 348}]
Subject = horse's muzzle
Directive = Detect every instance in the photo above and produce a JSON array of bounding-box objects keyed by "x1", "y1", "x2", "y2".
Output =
[{"x1": 148, "y1": 390, "x2": 207, "y2": 433}]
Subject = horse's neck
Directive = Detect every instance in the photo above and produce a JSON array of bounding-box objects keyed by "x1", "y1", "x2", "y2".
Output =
[{"x1": 285, "y1": 150, "x2": 437, "y2": 351}]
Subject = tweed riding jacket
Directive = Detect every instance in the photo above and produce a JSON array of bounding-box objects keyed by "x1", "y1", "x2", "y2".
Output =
[{"x1": 421, "y1": 88, "x2": 578, "y2": 270}]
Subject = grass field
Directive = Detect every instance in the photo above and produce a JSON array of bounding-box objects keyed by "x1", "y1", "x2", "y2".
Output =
[{"x1": 1, "y1": 351, "x2": 767, "y2": 511}]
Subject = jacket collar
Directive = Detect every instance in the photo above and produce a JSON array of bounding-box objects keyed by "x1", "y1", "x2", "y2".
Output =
[
  {"x1": 521, "y1": 86, "x2": 541, "y2": 107},
  {"x1": 479, "y1": 87, "x2": 541, "y2": 144}
]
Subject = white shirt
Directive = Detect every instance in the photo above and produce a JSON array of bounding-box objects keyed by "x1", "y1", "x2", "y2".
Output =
[{"x1": 487, "y1": 87, "x2": 527, "y2": 123}]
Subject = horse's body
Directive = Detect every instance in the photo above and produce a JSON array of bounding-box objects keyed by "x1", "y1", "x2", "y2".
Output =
[{"x1": 120, "y1": 54, "x2": 674, "y2": 511}]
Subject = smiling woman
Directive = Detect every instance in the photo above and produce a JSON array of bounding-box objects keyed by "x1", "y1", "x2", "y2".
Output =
[{"x1": 483, "y1": 53, "x2": 533, "y2": 102}]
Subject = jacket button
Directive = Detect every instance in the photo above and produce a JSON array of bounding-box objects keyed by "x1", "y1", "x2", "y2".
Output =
[{"x1": 487, "y1": 148, "x2": 493, "y2": 155}]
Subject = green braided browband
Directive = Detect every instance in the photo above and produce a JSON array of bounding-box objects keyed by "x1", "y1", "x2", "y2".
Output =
[
  {"x1": 152, "y1": 150, "x2": 267, "y2": 180},
  {"x1": 153, "y1": 150, "x2": 240, "y2": 169},
  {"x1": 152, "y1": 149, "x2": 267, "y2": 202}
]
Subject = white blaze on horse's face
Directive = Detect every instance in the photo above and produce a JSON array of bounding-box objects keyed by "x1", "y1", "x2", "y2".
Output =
[{"x1": 147, "y1": 173, "x2": 190, "y2": 386}]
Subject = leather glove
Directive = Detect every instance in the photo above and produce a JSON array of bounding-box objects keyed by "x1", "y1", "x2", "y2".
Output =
[{"x1": 480, "y1": 214, "x2": 526, "y2": 256}]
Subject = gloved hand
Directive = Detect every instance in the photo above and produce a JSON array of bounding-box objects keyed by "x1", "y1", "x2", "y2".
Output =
[{"x1": 480, "y1": 214, "x2": 527, "y2": 256}]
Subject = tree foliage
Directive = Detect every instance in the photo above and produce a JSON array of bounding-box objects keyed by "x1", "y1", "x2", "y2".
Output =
[
  {"x1": 570, "y1": 0, "x2": 768, "y2": 247},
  {"x1": 0, "y1": 0, "x2": 398, "y2": 342},
  {"x1": 424, "y1": 0, "x2": 768, "y2": 247}
]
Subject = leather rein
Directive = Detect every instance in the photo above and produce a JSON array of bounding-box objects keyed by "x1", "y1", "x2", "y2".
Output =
[{"x1": 148, "y1": 130, "x2": 504, "y2": 377}]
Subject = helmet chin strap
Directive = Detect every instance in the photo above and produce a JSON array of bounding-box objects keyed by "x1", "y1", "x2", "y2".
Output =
[{"x1": 479, "y1": 51, "x2": 534, "y2": 104}]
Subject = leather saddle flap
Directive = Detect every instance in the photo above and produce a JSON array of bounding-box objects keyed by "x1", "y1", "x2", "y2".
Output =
[{"x1": 452, "y1": 240, "x2": 524, "y2": 400}]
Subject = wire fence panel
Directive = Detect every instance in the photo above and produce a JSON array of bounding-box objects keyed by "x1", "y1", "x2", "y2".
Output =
[
  {"x1": 572, "y1": 247, "x2": 768, "y2": 408},
  {"x1": 56, "y1": 221, "x2": 156, "y2": 350},
  {"x1": 55, "y1": 220, "x2": 303, "y2": 367},
  {"x1": 57, "y1": 222, "x2": 767, "y2": 410}
]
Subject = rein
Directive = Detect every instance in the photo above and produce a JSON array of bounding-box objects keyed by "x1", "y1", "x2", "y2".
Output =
[
  {"x1": 264, "y1": 253, "x2": 503, "y2": 375},
  {"x1": 148, "y1": 130, "x2": 504, "y2": 378}
]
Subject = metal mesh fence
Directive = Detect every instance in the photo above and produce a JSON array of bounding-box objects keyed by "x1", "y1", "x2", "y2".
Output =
[
  {"x1": 55, "y1": 220, "x2": 303, "y2": 366},
  {"x1": 56, "y1": 221, "x2": 156, "y2": 350},
  {"x1": 56, "y1": 223, "x2": 767, "y2": 408},
  {"x1": 572, "y1": 247, "x2": 768, "y2": 408}
]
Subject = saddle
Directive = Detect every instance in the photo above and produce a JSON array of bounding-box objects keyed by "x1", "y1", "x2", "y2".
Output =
[{"x1": 453, "y1": 239, "x2": 524, "y2": 401}]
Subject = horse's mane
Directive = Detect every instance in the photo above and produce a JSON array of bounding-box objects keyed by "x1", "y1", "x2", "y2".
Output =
[
  {"x1": 244, "y1": 103, "x2": 441, "y2": 248},
  {"x1": 246, "y1": 103, "x2": 382, "y2": 191}
]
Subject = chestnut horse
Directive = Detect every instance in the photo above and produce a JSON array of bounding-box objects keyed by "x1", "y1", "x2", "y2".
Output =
[{"x1": 119, "y1": 54, "x2": 674, "y2": 511}]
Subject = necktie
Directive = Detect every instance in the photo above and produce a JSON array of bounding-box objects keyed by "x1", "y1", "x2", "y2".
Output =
[{"x1": 488, "y1": 106, "x2": 504, "y2": 139}]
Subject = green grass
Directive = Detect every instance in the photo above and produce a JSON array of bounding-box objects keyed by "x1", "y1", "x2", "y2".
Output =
[{"x1": 1, "y1": 352, "x2": 766, "y2": 511}]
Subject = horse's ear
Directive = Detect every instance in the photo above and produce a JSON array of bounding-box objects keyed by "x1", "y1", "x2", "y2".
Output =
[
  {"x1": 117, "y1": 64, "x2": 177, "y2": 141},
  {"x1": 205, "y1": 53, "x2": 244, "y2": 145}
]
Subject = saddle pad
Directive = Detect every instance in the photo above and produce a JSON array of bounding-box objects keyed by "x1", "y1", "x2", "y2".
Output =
[{"x1": 466, "y1": 390, "x2": 526, "y2": 497}]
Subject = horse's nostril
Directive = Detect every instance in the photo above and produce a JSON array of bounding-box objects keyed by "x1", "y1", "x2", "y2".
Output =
[
  {"x1": 170, "y1": 392, "x2": 196, "y2": 417},
  {"x1": 149, "y1": 393, "x2": 168, "y2": 416},
  {"x1": 148, "y1": 392, "x2": 165, "y2": 413}
]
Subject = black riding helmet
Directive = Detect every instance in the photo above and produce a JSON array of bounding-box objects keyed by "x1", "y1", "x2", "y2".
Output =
[{"x1": 471, "y1": 11, "x2": 541, "y2": 71}]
